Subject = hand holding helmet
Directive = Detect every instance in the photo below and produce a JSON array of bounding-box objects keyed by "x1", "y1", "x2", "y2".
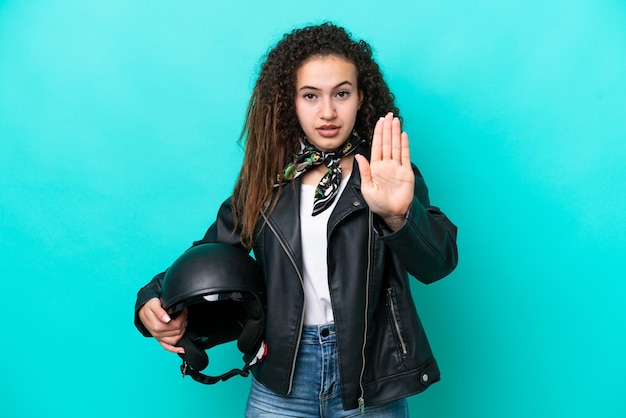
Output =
[
  {"x1": 138, "y1": 297, "x2": 187, "y2": 354},
  {"x1": 154, "y1": 243, "x2": 267, "y2": 384}
]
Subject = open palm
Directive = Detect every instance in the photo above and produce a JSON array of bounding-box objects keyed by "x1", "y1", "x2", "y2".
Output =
[{"x1": 355, "y1": 113, "x2": 414, "y2": 230}]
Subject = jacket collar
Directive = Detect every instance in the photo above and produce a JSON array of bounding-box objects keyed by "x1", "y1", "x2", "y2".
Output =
[{"x1": 264, "y1": 143, "x2": 370, "y2": 265}]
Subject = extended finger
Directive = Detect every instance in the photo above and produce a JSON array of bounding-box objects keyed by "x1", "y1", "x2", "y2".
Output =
[
  {"x1": 401, "y1": 132, "x2": 411, "y2": 167},
  {"x1": 392, "y1": 117, "x2": 402, "y2": 162},
  {"x1": 371, "y1": 116, "x2": 384, "y2": 162},
  {"x1": 382, "y1": 113, "x2": 393, "y2": 160}
]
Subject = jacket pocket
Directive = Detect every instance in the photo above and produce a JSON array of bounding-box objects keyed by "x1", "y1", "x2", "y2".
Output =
[{"x1": 386, "y1": 287, "x2": 408, "y2": 355}]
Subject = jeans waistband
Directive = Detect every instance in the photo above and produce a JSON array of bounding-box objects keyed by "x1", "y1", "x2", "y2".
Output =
[{"x1": 301, "y1": 323, "x2": 336, "y2": 344}]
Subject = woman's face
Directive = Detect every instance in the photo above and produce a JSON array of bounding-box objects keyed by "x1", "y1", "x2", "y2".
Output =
[{"x1": 294, "y1": 55, "x2": 363, "y2": 152}]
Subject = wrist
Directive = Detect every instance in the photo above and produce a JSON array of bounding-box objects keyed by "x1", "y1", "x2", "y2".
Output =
[{"x1": 382, "y1": 213, "x2": 408, "y2": 232}]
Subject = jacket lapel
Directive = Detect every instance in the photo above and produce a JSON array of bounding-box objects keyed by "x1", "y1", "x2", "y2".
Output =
[
  {"x1": 328, "y1": 147, "x2": 368, "y2": 235},
  {"x1": 265, "y1": 178, "x2": 304, "y2": 271},
  {"x1": 265, "y1": 143, "x2": 370, "y2": 266}
]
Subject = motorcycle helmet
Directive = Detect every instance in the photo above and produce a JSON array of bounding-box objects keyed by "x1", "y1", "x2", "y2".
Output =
[{"x1": 160, "y1": 242, "x2": 266, "y2": 384}]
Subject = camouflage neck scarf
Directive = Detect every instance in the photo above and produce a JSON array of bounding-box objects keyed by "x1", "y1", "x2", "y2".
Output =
[{"x1": 281, "y1": 134, "x2": 364, "y2": 216}]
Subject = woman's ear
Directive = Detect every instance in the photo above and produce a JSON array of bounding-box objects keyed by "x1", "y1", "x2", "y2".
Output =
[{"x1": 358, "y1": 90, "x2": 364, "y2": 110}]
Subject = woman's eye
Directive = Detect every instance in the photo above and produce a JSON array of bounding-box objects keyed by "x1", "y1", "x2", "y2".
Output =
[
  {"x1": 303, "y1": 93, "x2": 317, "y2": 100},
  {"x1": 336, "y1": 91, "x2": 350, "y2": 98}
]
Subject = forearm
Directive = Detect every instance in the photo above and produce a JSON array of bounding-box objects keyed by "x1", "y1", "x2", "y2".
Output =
[{"x1": 382, "y1": 196, "x2": 458, "y2": 283}]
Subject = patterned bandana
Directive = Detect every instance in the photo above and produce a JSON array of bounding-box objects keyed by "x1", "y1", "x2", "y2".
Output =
[{"x1": 281, "y1": 134, "x2": 365, "y2": 216}]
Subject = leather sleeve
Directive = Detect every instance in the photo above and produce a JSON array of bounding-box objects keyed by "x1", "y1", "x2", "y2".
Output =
[{"x1": 379, "y1": 165, "x2": 458, "y2": 283}]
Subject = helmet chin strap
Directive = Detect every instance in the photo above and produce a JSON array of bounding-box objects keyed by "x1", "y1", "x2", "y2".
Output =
[
  {"x1": 180, "y1": 361, "x2": 252, "y2": 384},
  {"x1": 177, "y1": 337, "x2": 268, "y2": 385}
]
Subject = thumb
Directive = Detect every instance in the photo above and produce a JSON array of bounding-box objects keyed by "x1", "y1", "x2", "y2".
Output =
[
  {"x1": 160, "y1": 311, "x2": 172, "y2": 324},
  {"x1": 148, "y1": 298, "x2": 171, "y2": 323},
  {"x1": 354, "y1": 154, "x2": 371, "y2": 183}
]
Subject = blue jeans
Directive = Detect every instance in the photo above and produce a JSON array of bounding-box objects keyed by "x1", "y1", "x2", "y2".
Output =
[{"x1": 245, "y1": 323, "x2": 409, "y2": 417}]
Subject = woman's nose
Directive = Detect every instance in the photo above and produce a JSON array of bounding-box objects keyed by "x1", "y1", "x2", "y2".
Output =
[{"x1": 320, "y1": 97, "x2": 336, "y2": 119}]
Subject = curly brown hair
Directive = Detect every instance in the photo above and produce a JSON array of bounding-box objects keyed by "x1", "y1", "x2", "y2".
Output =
[{"x1": 233, "y1": 22, "x2": 400, "y2": 247}]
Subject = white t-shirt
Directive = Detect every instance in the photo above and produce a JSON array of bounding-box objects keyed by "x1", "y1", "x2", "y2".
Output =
[{"x1": 300, "y1": 176, "x2": 350, "y2": 325}]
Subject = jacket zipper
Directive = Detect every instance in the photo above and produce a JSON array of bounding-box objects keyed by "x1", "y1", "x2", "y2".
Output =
[
  {"x1": 357, "y1": 210, "x2": 373, "y2": 414},
  {"x1": 387, "y1": 287, "x2": 408, "y2": 354},
  {"x1": 261, "y1": 213, "x2": 305, "y2": 395}
]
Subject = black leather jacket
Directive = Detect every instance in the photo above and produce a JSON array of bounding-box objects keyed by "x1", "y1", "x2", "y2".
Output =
[{"x1": 135, "y1": 155, "x2": 458, "y2": 410}]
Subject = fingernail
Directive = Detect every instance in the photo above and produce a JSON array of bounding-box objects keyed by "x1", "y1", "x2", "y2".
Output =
[{"x1": 161, "y1": 313, "x2": 171, "y2": 323}]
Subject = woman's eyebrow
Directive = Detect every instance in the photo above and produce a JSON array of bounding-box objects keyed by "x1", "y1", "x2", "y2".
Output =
[{"x1": 298, "y1": 81, "x2": 354, "y2": 91}]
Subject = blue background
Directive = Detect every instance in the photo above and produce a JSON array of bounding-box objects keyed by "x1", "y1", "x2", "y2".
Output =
[{"x1": 1, "y1": 1, "x2": 625, "y2": 416}]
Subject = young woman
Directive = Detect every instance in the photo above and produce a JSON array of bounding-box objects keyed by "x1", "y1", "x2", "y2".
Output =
[{"x1": 135, "y1": 23, "x2": 458, "y2": 417}]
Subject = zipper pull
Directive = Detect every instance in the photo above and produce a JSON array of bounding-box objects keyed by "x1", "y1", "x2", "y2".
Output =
[{"x1": 358, "y1": 397, "x2": 365, "y2": 415}]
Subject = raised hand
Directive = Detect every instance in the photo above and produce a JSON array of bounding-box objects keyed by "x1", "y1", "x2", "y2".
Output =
[{"x1": 355, "y1": 113, "x2": 414, "y2": 231}]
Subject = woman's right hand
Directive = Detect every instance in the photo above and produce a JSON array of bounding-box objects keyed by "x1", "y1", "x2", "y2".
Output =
[{"x1": 138, "y1": 297, "x2": 187, "y2": 354}]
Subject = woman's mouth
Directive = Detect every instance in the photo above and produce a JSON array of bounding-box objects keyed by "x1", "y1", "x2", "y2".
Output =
[{"x1": 317, "y1": 125, "x2": 340, "y2": 137}]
